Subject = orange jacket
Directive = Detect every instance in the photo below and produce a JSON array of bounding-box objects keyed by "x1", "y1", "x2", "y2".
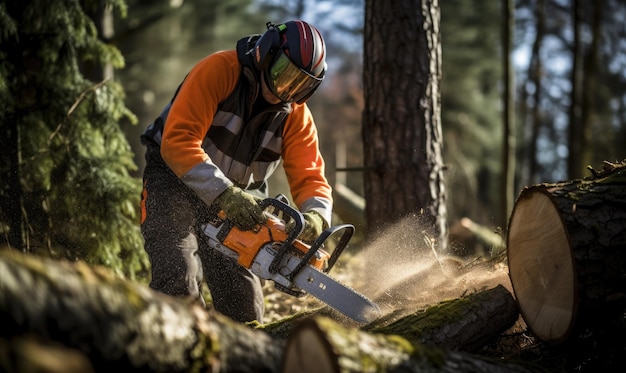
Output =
[{"x1": 151, "y1": 47, "x2": 332, "y2": 223}]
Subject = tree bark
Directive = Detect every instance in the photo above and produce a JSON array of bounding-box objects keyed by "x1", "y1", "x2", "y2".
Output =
[
  {"x1": 282, "y1": 315, "x2": 547, "y2": 373},
  {"x1": 507, "y1": 160, "x2": 626, "y2": 344},
  {"x1": 580, "y1": 0, "x2": 602, "y2": 172},
  {"x1": 0, "y1": 249, "x2": 283, "y2": 372},
  {"x1": 362, "y1": 0, "x2": 447, "y2": 251},
  {"x1": 528, "y1": 0, "x2": 546, "y2": 183},
  {"x1": 258, "y1": 307, "x2": 328, "y2": 340},
  {"x1": 365, "y1": 285, "x2": 519, "y2": 352},
  {"x1": 500, "y1": 0, "x2": 516, "y2": 227},
  {"x1": 567, "y1": 0, "x2": 583, "y2": 178},
  {"x1": 264, "y1": 284, "x2": 519, "y2": 356}
]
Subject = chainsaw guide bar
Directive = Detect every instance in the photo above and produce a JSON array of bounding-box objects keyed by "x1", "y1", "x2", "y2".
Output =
[{"x1": 289, "y1": 264, "x2": 381, "y2": 323}]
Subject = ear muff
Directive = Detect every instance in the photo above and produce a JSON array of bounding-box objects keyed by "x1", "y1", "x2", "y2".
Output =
[{"x1": 253, "y1": 23, "x2": 282, "y2": 70}]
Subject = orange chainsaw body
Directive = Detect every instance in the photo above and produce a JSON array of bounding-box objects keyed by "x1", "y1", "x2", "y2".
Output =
[
  {"x1": 219, "y1": 214, "x2": 330, "y2": 271},
  {"x1": 203, "y1": 199, "x2": 380, "y2": 323}
]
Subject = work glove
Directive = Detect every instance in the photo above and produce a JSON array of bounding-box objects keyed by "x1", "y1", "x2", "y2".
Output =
[
  {"x1": 214, "y1": 186, "x2": 265, "y2": 231},
  {"x1": 287, "y1": 210, "x2": 328, "y2": 244}
]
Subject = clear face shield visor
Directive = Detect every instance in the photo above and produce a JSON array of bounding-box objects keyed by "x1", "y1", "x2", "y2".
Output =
[{"x1": 267, "y1": 51, "x2": 323, "y2": 103}]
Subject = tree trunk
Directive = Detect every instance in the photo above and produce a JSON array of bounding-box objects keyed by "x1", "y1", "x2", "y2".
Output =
[
  {"x1": 0, "y1": 249, "x2": 283, "y2": 372},
  {"x1": 567, "y1": 0, "x2": 583, "y2": 179},
  {"x1": 282, "y1": 315, "x2": 546, "y2": 373},
  {"x1": 500, "y1": 0, "x2": 516, "y2": 227},
  {"x1": 365, "y1": 285, "x2": 519, "y2": 353},
  {"x1": 264, "y1": 285, "x2": 518, "y2": 355},
  {"x1": 258, "y1": 307, "x2": 328, "y2": 339},
  {"x1": 362, "y1": 0, "x2": 447, "y2": 251},
  {"x1": 528, "y1": 0, "x2": 546, "y2": 183},
  {"x1": 580, "y1": 0, "x2": 602, "y2": 172},
  {"x1": 507, "y1": 160, "x2": 626, "y2": 344}
]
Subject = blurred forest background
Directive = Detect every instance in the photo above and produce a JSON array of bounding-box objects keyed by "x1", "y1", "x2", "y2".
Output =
[{"x1": 0, "y1": 0, "x2": 625, "y2": 280}]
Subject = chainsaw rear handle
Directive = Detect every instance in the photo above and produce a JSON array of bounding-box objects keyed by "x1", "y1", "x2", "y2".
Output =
[{"x1": 318, "y1": 224, "x2": 354, "y2": 271}]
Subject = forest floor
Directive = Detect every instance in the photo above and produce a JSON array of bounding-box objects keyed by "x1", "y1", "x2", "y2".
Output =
[{"x1": 258, "y1": 216, "x2": 623, "y2": 372}]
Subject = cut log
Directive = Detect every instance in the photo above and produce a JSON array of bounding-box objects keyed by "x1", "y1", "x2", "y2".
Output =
[
  {"x1": 364, "y1": 284, "x2": 519, "y2": 352},
  {"x1": 256, "y1": 307, "x2": 327, "y2": 339},
  {"x1": 0, "y1": 249, "x2": 283, "y2": 372},
  {"x1": 282, "y1": 315, "x2": 549, "y2": 373},
  {"x1": 507, "y1": 160, "x2": 626, "y2": 344}
]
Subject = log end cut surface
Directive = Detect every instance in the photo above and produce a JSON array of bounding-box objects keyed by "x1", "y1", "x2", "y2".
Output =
[
  {"x1": 282, "y1": 327, "x2": 338, "y2": 373},
  {"x1": 507, "y1": 190, "x2": 575, "y2": 342}
]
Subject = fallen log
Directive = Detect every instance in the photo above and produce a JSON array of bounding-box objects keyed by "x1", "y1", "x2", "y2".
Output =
[
  {"x1": 256, "y1": 307, "x2": 326, "y2": 339},
  {"x1": 364, "y1": 284, "x2": 519, "y2": 352},
  {"x1": 282, "y1": 315, "x2": 549, "y2": 373},
  {"x1": 507, "y1": 160, "x2": 626, "y2": 344},
  {"x1": 0, "y1": 249, "x2": 283, "y2": 372}
]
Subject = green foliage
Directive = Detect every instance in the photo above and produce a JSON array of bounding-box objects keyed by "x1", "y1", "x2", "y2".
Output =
[{"x1": 0, "y1": 0, "x2": 149, "y2": 280}]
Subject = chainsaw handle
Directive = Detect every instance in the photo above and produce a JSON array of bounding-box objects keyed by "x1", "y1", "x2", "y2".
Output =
[
  {"x1": 258, "y1": 197, "x2": 305, "y2": 243},
  {"x1": 287, "y1": 224, "x2": 355, "y2": 280},
  {"x1": 259, "y1": 198, "x2": 307, "y2": 274},
  {"x1": 323, "y1": 224, "x2": 355, "y2": 271}
]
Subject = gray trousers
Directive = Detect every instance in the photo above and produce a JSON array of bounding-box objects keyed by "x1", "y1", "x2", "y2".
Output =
[{"x1": 140, "y1": 145, "x2": 265, "y2": 323}]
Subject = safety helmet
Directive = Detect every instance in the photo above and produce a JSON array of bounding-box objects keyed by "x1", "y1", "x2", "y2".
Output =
[{"x1": 253, "y1": 20, "x2": 327, "y2": 104}]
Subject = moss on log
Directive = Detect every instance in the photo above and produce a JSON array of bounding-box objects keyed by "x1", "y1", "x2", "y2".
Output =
[
  {"x1": 255, "y1": 307, "x2": 326, "y2": 339},
  {"x1": 0, "y1": 249, "x2": 283, "y2": 372},
  {"x1": 364, "y1": 285, "x2": 519, "y2": 352},
  {"x1": 282, "y1": 315, "x2": 549, "y2": 373}
]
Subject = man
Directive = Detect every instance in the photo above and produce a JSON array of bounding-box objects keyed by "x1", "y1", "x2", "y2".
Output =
[{"x1": 140, "y1": 20, "x2": 332, "y2": 323}]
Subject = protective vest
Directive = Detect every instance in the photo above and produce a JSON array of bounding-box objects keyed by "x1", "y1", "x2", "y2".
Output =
[{"x1": 141, "y1": 35, "x2": 292, "y2": 192}]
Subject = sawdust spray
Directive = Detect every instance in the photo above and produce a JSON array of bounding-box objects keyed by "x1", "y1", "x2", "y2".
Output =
[{"x1": 344, "y1": 214, "x2": 512, "y2": 315}]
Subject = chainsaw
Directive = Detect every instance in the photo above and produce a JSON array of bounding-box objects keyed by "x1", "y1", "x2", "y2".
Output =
[{"x1": 201, "y1": 196, "x2": 381, "y2": 323}]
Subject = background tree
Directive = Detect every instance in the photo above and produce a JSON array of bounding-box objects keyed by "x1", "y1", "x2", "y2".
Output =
[
  {"x1": 521, "y1": 0, "x2": 546, "y2": 185},
  {"x1": 0, "y1": 0, "x2": 148, "y2": 279},
  {"x1": 516, "y1": 0, "x2": 625, "y2": 185},
  {"x1": 362, "y1": 0, "x2": 447, "y2": 251},
  {"x1": 501, "y1": 0, "x2": 516, "y2": 227},
  {"x1": 577, "y1": 0, "x2": 602, "y2": 178},
  {"x1": 566, "y1": 0, "x2": 583, "y2": 179},
  {"x1": 437, "y1": 1, "x2": 503, "y2": 251}
]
